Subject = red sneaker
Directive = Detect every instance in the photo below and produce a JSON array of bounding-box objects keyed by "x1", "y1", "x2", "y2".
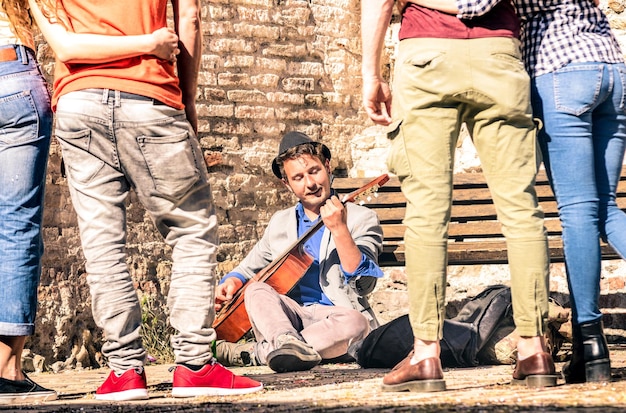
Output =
[
  {"x1": 95, "y1": 368, "x2": 149, "y2": 401},
  {"x1": 171, "y1": 362, "x2": 263, "y2": 397}
]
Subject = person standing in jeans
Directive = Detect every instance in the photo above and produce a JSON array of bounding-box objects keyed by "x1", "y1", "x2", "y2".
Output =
[
  {"x1": 516, "y1": 0, "x2": 626, "y2": 383},
  {"x1": 33, "y1": 0, "x2": 263, "y2": 400},
  {"x1": 1, "y1": 0, "x2": 180, "y2": 403},
  {"x1": 0, "y1": 1, "x2": 55, "y2": 404}
]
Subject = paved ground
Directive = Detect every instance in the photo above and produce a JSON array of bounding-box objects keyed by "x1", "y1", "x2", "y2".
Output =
[{"x1": 2, "y1": 344, "x2": 625, "y2": 412}]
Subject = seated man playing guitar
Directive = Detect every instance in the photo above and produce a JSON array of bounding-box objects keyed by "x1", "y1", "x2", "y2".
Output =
[{"x1": 214, "y1": 131, "x2": 385, "y2": 373}]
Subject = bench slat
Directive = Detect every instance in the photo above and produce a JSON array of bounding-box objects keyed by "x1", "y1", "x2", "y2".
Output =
[
  {"x1": 380, "y1": 239, "x2": 620, "y2": 266},
  {"x1": 369, "y1": 201, "x2": 562, "y2": 223},
  {"x1": 335, "y1": 167, "x2": 626, "y2": 266},
  {"x1": 380, "y1": 218, "x2": 565, "y2": 240}
]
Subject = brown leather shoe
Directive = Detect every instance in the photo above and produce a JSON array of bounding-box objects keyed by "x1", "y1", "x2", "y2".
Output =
[
  {"x1": 512, "y1": 352, "x2": 558, "y2": 388},
  {"x1": 381, "y1": 353, "x2": 446, "y2": 392}
]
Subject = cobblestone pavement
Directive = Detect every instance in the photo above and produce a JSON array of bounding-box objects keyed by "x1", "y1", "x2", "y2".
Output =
[{"x1": 1, "y1": 345, "x2": 625, "y2": 412}]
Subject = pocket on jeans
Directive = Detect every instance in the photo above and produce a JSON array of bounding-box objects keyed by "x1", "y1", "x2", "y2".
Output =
[
  {"x1": 137, "y1": 131, "x2": 201, "y2": 201},
  {"x1": 616, "y1": 64, "x2": 626, "y2": 113},
  {"x1": 56, "y1": 128, "x2": 105, "y2": 184},
  {"x1": 553, "y1": 65, "x2": 602, "y2": 116},
  {"x1": 0, "y1": 91, "x2": 39, "y2": 146}
]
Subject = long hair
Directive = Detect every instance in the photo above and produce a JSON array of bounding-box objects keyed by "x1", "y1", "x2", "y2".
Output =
[
  {"x1": 1, "y1": 0, "x2": 31, "y2": 44},
  {"x1": 32, "y1": 0, "x2": 68, "y2": 28},
  {"x1": 3, "y1": 0, "x2": 66, "y2": 40}
]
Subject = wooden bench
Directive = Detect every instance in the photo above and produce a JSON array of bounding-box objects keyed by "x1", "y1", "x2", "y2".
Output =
[{"x1": 332, "y1": 169, "x2": 626, "y2": 267}]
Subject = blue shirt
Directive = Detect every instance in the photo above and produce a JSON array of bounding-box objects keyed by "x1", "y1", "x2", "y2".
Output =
[{"x1": 288, "y1": 203, "x2": 330, "y2": 305}]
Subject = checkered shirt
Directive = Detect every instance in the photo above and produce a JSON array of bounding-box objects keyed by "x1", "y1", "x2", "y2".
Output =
[
  {"x1": 456, "y1": 0, "x2": 503, "y2": 19},
  {"x1": 514, "y1": 0, "x2": 624, "y2": 77}
]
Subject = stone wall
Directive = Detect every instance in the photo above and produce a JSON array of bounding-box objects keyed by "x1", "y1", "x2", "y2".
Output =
[{"x1": 30, "y1": 0, "x2": 626, "y2": 368}]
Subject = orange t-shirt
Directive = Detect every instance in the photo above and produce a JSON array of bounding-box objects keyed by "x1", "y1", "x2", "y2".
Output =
[{"x1": 51, "y1": 0, "x2": 182, "y2": 111}]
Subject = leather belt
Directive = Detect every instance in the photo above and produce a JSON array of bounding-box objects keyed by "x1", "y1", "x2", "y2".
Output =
[{"x1": 0, "y1": 47, "x2": 18, "y2": 62}]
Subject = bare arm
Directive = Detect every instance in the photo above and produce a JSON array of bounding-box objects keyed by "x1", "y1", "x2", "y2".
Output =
[
  {"x1": 408, "y1": 0, "x2": 459, "y2": 14},
  {"x1": 361, "y1": 0, "x2": 395, "y2": 126},
  {"x1": 172, "y1": 0, "x2": 202, "y2": 133},
  {"x1": 404, "y1": 0, "x2": 507, "y2": 17},
  {"x1": 28, "y1": 0, "x2": 179, "y2": 63}
]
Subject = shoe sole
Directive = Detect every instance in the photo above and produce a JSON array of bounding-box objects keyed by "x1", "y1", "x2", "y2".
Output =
[
  {"x1": 381, "y1": 379, "x2": 446, "y2": 393},
  {"x1": 511, "y1": 374, "x2": 558, "y2": 388},
  {"x1": 268, "y1": 352, "x2": 321, "y2": 373},
  {"x1": 267, "y1": 341, "x2": 322, "y2": 373},
  {"x1": 94, "y1": 388, "x2": 149, "y2": 401},
  {"x1": 171, "y1": 384, "x2": 264, "y2": 397},
  {"x1": 0, "y1": 391, "x2": 57, "y2": 404},
  {"x1": 585, "y1": 359, "x2": 612, "y2": 382},
  {"x1": 564, "y1": 358, "x2": 612, "y2": 383}
]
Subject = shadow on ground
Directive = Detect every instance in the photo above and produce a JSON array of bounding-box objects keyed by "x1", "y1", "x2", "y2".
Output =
[{"x1": 2, "y1": 346, "x2": 625, "y2": 413}]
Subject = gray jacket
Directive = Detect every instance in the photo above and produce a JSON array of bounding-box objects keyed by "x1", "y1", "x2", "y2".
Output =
[{"x1": 229, "y1": 201, "x2": 384, "y2": 329}]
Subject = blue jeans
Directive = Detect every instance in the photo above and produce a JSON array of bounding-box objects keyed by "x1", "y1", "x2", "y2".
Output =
[
  {"x1": 532, "y1": 62, "x2": 626, "y2": 325},
  {"x1": 0, "y1": 46, "x2": 52, "y2": 336},
  {"x1": 55, "y1": 89, "x2": 218, "y2": 373}
]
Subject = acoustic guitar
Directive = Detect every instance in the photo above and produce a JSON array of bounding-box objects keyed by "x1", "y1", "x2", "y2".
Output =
[{"x1": 212, "y1": 174, "x2": 390, "y2": 343}]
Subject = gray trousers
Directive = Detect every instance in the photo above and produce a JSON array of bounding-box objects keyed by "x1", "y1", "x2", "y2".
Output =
[
  {"x1": 55, "y1": 89, "x2": 218, "y2": 373},
  {"x1": 244, "y1": 283, "x2": 370, "y2": 364}
]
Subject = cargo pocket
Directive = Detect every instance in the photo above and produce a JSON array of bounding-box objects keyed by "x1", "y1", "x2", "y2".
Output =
[
  {"x1": 385, "y1": 119, "x2": 411, "y2": 180},
  {"x1": 137, "y1": 131, "x2": 201, "y2": 202}
]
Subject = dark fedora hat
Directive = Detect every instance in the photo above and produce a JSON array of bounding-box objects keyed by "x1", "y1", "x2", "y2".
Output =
[{"x1": 271, "y1": 131, "x2": 331, "y2": 178}]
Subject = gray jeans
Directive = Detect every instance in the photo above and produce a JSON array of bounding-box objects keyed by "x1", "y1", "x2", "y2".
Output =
[
  {"x1": 244, "y1": 283, "x2": 370, "y2": 364},
  {"x1": 55, "y1": 89, "x2": 218, "y2": 373}
]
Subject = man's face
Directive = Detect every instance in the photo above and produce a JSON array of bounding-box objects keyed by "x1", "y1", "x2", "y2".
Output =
[{"x1": 282, "y1": 153, "x2": 331, "y2": 213}]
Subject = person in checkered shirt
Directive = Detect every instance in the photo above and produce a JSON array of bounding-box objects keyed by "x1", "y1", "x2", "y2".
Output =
[{"x1": 516, "y1": 0, "x2": 623, "y2": 384}]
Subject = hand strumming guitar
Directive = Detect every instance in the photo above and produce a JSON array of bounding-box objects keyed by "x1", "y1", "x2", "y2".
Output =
[{"x1": 215, "y1": 277, "x2": 243, "y2": 312}]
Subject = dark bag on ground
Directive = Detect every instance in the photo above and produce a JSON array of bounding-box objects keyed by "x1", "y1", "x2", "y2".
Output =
[{"x1": 350, "y1": 285, "x2": 513, "y2": 368}]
